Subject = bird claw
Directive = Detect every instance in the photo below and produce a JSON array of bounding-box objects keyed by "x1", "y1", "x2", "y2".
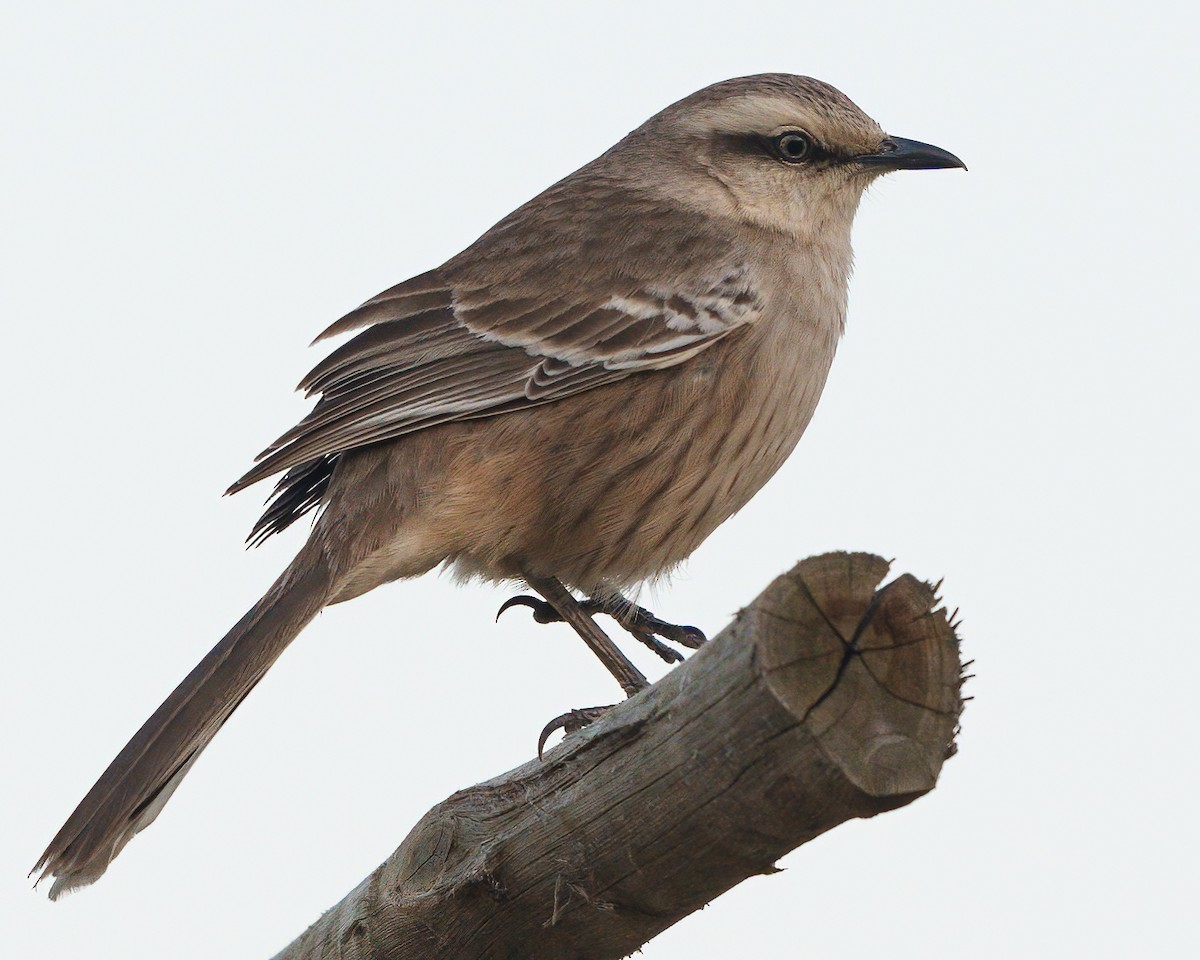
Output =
[
  {"x1": 497, "y1": 591, "x2": 706, "y2": 662},
  {"x1": 537, "y1": 705, "x2": 614, "y2": 759},
  {"x1": 495, "y1": 594, "x2": 561, "y2": 624},
  {"x1": 635, "y1": 618, "x2": 707, "y2": 650}
]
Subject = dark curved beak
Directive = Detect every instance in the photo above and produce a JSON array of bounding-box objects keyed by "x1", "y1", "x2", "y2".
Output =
[{"x1": 857, "y1": 136, "x2": 966, "y2": 171}]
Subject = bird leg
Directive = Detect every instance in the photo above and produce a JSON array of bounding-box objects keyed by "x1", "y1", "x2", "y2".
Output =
[
  {"x1": 506, "y1": 578, "x2": 709, "y2": 756},
  {"x1": 497, "y1": 590, "x2": 706, "y2": 664},
  {"x1": 596, "y1": 592, "x2": 708, "y2": 652},
  {"x1": 518, "y1": 575, "x2": 649, "y2": 697}
]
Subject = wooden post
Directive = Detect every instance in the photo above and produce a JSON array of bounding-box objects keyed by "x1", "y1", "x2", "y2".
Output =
[{"x1": 273, "y1": 552, "x2": 964, "y2": 960}]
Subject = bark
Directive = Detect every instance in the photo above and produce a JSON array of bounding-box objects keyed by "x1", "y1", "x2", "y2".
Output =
[{"x1": 273, "y1": 552, "x2": 964, "y2": 960}]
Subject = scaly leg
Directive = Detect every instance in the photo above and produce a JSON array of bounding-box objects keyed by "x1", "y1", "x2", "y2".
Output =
[{"x1": 519, "y1": 575, "x2": 649, "y2": 697}]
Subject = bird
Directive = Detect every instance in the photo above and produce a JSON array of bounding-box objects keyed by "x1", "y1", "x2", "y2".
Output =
[{"x1": 33, "y1": 73, "x2": 964, "y2": 898}]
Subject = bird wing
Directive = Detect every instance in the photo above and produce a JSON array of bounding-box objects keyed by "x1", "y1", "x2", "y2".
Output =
[
  {"x1": 229, "y1": 263, "x2": 763, "y2": 497},
  {"x1": 226, "y1": 178, "x2": 764, "y2": 543}
]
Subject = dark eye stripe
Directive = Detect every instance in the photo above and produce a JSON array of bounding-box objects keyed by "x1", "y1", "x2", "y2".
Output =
[{"x1": 743, "y1": 131, "x2": 832, "y2": 165}]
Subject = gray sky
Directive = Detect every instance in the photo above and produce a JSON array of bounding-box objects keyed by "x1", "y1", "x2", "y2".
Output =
[{"x1": 3, "y1": 1, "x2": 1197, "y2": 957}]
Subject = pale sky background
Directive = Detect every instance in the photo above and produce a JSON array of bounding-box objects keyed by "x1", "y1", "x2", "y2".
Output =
[{"x1": 3, "y1": 1, "x2": 1197, "y2": 957}]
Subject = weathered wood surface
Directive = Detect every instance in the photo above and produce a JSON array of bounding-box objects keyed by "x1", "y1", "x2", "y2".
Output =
[{"x1": 273, "y1": 552, "x2": 964, "y2": 960}]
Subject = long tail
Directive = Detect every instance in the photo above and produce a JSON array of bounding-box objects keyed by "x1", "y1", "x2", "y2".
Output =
[{"x1": 33, "y1": 544, "x2": 334, "y2": 898}]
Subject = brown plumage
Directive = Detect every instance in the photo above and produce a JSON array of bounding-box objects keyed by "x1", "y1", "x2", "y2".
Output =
[{"x1": 34, "y1": 74, "x2": 963, "y2": 897}]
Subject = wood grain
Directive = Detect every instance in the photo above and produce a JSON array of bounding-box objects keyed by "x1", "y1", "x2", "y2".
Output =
[{"x1": 273, "y1": 552, "x2": 964, "y2": 960}]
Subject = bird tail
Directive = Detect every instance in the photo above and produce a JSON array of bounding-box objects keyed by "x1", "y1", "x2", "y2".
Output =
[{"x1": 32, "y1": 544, "x2": 334, "y2": 898}]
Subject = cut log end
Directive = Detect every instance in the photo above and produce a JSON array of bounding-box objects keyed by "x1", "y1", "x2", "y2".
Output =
[{"x1": 751, "y1": 553, "x2": 962, "y2": 798}]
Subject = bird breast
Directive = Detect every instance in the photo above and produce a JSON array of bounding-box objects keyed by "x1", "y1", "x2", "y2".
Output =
[{"x1": 432, "y1": 286, "x2": 843, "y2": 591}]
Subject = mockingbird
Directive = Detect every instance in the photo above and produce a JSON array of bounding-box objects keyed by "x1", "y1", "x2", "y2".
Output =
[{"x1": 34, "y1": 73, "x2": 963, "y2": 897}]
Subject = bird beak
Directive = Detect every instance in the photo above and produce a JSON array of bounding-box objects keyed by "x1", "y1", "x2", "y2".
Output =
[{"x1": 856, "y1": 137, "x2": 966, "y2": 171}]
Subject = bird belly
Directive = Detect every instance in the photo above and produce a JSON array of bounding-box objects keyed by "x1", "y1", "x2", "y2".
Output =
[{"x1": 438, "y1": 323, "x2": 837, "y2": 590}]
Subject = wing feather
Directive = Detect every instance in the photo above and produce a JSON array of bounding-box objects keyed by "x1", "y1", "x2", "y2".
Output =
[
  {"x1": 311, "y1": 268, "x2": 450, "y2": 342},
  {"x1": 230, "y1": 210, "x2": 763, "y2": 542}
]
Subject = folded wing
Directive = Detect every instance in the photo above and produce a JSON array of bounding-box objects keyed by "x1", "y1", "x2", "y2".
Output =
[{"x1": 229, "y1": 260, "x2": 762, "y2": 544}]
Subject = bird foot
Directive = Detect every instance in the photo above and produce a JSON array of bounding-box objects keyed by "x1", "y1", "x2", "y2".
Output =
[
  {"x1": 497, "y1": 593, "x2": 706, "y2": 664},
  {"x1": 537, "y1": 705, "x2": 614, "y2": 758}
]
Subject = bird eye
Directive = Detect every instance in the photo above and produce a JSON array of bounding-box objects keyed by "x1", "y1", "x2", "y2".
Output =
[{"x1": 773, "y1": 132, "x2": 812, "y2": 162}]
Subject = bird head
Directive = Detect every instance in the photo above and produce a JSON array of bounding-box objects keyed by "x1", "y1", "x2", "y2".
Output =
[{"x1": 609, "y1": 74, "x2": 965, "y2": 237}]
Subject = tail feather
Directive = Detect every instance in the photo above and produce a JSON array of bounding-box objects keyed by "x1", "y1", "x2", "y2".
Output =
[{"x1": 33, "y1": 547, "x2": 333, "y2": 898}]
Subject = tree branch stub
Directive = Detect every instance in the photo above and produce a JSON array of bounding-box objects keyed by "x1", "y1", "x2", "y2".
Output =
[{"x1": 274, "y1": 551, "x2": 964, "y2": 960}]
